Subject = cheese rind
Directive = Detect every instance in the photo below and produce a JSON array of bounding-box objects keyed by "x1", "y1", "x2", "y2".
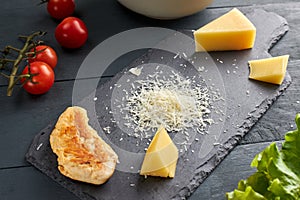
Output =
[
  {"x1": 140, "y1": 127, "x2": 178, "y2": 178},
  {"x1": 194, "y1": 8, "x2": 256, "y2": 52},
  {"x1": 248, "y1": 55, "x2": 289, "y2": 85}
]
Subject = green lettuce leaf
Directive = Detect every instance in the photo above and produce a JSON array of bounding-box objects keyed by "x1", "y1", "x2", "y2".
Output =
[
  {"x1": 226, "y1": 114, "x2": 300, "y2": 200},
  {"x1": 281, "y1": 115, "x2": 300, "y2": 177},
  {"x1": 226, "y1": 186, "x2": 266, "y2": 200}
]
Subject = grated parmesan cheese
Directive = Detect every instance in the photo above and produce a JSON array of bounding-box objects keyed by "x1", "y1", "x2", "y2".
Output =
[{"x1": 120, "y1": 70, "x2": 211, "y2": 138}]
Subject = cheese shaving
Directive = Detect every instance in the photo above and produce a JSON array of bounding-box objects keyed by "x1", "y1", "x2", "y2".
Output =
[{"x1": 129, "y1": 67, "x2": 142, "y2": 76}]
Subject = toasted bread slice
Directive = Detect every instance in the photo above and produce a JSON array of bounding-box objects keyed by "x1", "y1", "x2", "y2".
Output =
[{"x1": 50, "y1": 106, "x2": 118, "y2": 185}]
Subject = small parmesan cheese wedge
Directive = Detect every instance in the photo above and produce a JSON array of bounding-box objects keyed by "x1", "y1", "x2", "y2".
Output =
[
  {"x1": 140, "y1": 127, "x2": 178, "y2": 178},
  {"x1": 248, "y1": 55, "x2": 289, "y2": 85},
  {"x1": 194, "y1": 8, "x2": 256, "y2": 52}
]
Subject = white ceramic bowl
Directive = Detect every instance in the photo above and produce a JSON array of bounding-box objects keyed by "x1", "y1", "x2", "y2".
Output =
[{"x1": 118, "y1": 0, "x2": 214, "y2": 19}]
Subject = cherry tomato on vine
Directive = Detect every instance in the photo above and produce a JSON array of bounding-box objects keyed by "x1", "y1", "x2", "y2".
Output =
[
  {"x1": 47, "y1": 0, "x2": 75, "y2": 20},
  {"x1": 21, "y1": 61, "x2": 55, "y2": 95},
  {"x1": 28, "y1": 45, "x2": 58, "y2": 69},
  {"x1": 55, "y1": 17, "x2": 88, "y2": 49}
]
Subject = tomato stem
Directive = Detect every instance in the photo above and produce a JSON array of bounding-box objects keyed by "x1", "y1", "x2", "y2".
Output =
[
  {"x1": 0, "y1": 72, "x2": 10, "y2": 79},
  {"x1": 2, "y1": 46, "x2": 22, "y2": 55},
  {"x1": 25, "y1": 47, "x2": 47, "y2": 59},
  {"x1": 0, "y1": 31, "x2": 47, "y2": 96},
  {"x1": 3, "y1": 58, "x2": 15, "y2": 62}
]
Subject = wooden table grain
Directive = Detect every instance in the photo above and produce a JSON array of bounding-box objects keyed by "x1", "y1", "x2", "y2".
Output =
[{"x1": 1, "y1": 1, "x2": 299, "y2": 199}]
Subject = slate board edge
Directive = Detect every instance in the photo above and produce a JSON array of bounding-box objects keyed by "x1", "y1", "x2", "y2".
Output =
[
  {"x1": 173, "y1": 9, "x2": 292, "y2": 199},
  {"x1": 265, "y1": 10, "x2": 289, "y2": 52},
  {"x1": 25, "y1": 73, "x2": 292, "y2": 200},
  {"x1": 172, "y1": 73, "x2": 292, "y2": 199},
  {"x1": 25, "y1": 123, "x2": 91, "y2": 200},
  {"x1": 25, "y1": 8, "x2": 292, "y2": 200}
]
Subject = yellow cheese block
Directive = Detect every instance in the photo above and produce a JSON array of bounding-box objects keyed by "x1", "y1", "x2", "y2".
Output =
[
  {"x1": 194, "y1": 8, "x2": 256, "y2": 52},
  {"x1": 140, "y1": 127, "x2": 178, "y2": 178},
  {"x1": 248, "y1": 55, "x2": 289, "y2": 85}
]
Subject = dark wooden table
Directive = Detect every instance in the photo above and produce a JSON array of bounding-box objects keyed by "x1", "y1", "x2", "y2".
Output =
[{"x1": 1, "y1": 0, "x2": 300, "y2": 199}]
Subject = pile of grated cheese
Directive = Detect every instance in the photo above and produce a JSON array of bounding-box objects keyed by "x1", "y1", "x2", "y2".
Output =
[{"x1": 121, "y1": 70, "x2": 212, "y2": 138}]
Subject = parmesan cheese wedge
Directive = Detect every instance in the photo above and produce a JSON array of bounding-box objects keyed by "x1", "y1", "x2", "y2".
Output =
[
  {"x1": 194, "y1": 8, "x2": 256, "y2": 52},
  {"x1": 248, "y1": 55, "x2": 289, "y2": 85},
  {"x1": 140, "y1": 127, "x2": 178, "y2": 178}
]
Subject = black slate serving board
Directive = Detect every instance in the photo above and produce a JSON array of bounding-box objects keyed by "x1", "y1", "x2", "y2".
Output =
[{"x1": 26, "y1": 9, "x2": 291, "y2": 200}]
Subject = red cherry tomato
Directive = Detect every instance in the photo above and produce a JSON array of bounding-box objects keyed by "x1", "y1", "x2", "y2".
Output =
[
  {"x1": 21, "y1": 61, "x2": 55, "y2": 95},
  {"x1": 28, "y1": 45, "x2": 58, "y2": 69},
  {"x1": 55, "y1": 17, "x2": 88, "y2": 49},
  {"x1": 47, "y1": 0, "x2": 75, "y2": 20}
]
